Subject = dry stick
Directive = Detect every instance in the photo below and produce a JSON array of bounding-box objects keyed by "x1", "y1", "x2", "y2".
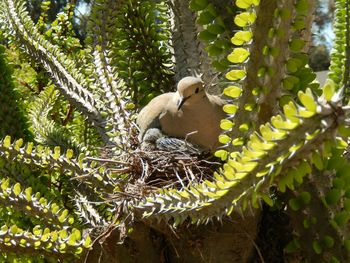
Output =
[
  {"x1": 173, "y1": 167, "x2": 185, "y2": 188},
  {"x1": 85, "y1": 156, "x2": 130, "y2": 166},
  {"x1": 244, "y1": 231, "x2": 266, "y2": 263}
]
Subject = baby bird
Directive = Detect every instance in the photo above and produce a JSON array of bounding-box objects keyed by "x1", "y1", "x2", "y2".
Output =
[
  {"x1": 137, "y1": 76, "x2": 225, "y2": 151},
  {"x1": 141, "y1": 128, "x2": 203, "y2": 155}
]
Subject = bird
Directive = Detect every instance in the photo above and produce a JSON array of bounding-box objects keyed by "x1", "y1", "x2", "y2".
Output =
[
  {"x1": 137, "y1": 76, "x2": 226, "y2": 152},
  {"x1": 140, "y1": 128, "x2": 163, "y2": 151},
  {"x1": 141, "y1": 128, "x2": 203, "y2": 155},
  {"x1": 137, "y1": 92, "x2": 173, "y2": 141}
]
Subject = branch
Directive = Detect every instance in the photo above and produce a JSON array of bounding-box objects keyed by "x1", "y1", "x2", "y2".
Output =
[
  {"x1": 0, "y1": 223, "x2": 91, "y2": 260},
  {"x1": 0, "y1": 0, "x2": 110, "y2": 142},
  {"x1": 132, "y1": 90, "x2": 344, "y2": 224},
  {"x1": 221, "y1": 0, "x2": 317, "y2": 154}
]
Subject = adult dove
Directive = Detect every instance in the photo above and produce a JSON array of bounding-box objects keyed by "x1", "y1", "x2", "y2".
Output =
[{"x1": 137, "y1": 76, "x2": 226, "y2": 151}]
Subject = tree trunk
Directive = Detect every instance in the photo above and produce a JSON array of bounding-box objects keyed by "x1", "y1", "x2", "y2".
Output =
[{"x1": 85, "y1": 212, "x2": 260, "y2": 263}]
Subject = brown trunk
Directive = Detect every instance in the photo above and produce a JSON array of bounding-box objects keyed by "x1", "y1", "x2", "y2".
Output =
[{"x1": 84, "y1": 213, "x2": 260, "y2": 263}]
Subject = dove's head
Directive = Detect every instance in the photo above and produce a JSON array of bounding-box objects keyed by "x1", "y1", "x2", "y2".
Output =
[{"x1": 177, "y1": 76, "x2": 205, "y2": 110}]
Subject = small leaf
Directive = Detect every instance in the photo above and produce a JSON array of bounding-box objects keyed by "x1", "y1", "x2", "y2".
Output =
[
  {"x1": 271, "y1": 115, "x2": 298, "y2": 130},
  {"x1": 234, "y1": 12, "x2": 257, "y2": 27},
  {"x1": 53, "y1": 146, "x2": 60, "y2": 160},
  {"x1": 59, "y1": 243, "x2": 67, "y2": 252},
  {"x1": 226, "y1": 70, "x2": 246, "y2": 80},
  {"x1": 67, "y1": 233, "x2": 77, "y2": 246},
  {"x1": 312, "y1": 151, "x2": 324, "y2": 170},
  {"x1": 13, "y1": 183, "x2": 21, "y2": 196},
  {"x1": 198, "y1": 30, "x2": 217, "y2": 42},
  {"x1": 282, "y1": 76, "x2": 299, "y2": 90},
  {"x1": 214, "y1": 150, "x2": 228, "y2": 161},
  {"x1": 206, "y1": 24, "x2": 225, "y2": 35},
  {"x1": 25, "y1": 142, "x2": 34, "y2": 154},
  {"x1": 1, "y1": 178, "x2": 10, "y2": 191},
  {"x1": 68, "y1": 216, "x2": 75, "y2": 224},
  {"x1": 312, "y1": 241, "x2": 322, "y2": 254},
  {"x1": 66, "y1": 149, "x2": 74, "y2": 159},
  {"x1": 218, "y1": 135, "x2": 231, "y2": 144},
  {"x1": 51, "y1": 231, "x2": 58, "y2": 242},
  {"x1": 223, "y1": 104, "x2": 238, "y2": 114},
  {"x1": 206, "y1": 44, "x2": 223, "y2": 56},
  {"x1": 59, "y1": 209, "x2": 69, "y2": 223},
  {"x1": 261, "y1": 193, "x2": 273, "y2": 206},
  {"x1": 288, "y1": 198, "x2": 301, "y2": 211},
  {"x1": 33, "y1": 225, "x2": 42, "y2": 236},
  {"x1": 278, "y1": 8, "x2": 292, "y2": 19},
  {"x1": 14, "y1": 139, "x2": 23, "y2": 151},
  {"x1": 296, "y1": 0, "x2": 309, "y2": 14},
  {"x1": 0, "y1": 225, "x2": 8, "y2": 235},
  {"x1": 197, "y1": 11, "x2": 215, "y2": 25},
  {"x1": 321, "y1": 236, "x2": 334, "y2": 248},
  {"x1": 78, "y1": 153, "x2": 84, "y2": 168},
  {"x1": 236, "y1": 0, "x2": 260, "y2": 9},
  {"x1": 10, "y1": 225, "x2": 19, "y2": 234},
  {"x1": 231, "y1": 137, "x2": 244, "y2": 146},
  {"x1": 39, "y1": 197, "x2": 48, "y2": 206},
  {"x1": 190, "y1": 0, "x2": 208, "y2": 10},
  {"x1": 283, "y1": 102, "x2": 299, "y2": 123},
  {"x1": 3, "y1": 136, "x2": 11, "y2": 148},
  {"x1": 75, "y1": 247, "x2": 83, "y2": 255},
  {"x1": 231, "y1": 31, "x2": 253, "y2": 45},
  {"x1": 286, "y1": 58, "x2": 302, "y2": 73},
  {"x1": 220, "y1": 119, "x2": 234, "y2": 130},
  {"x1": 298, "y1": 89, "x2": 317, "y2": 112},
  {"x1": 239, "y1": 123, "x2": 249, "y2": 132},
  {"x1": 34, "y1": 241, "x2": 41, "y2": 248},
  {"x1": 334, "y1": 211, "x2": 350, "y2": 226},
  {"x1": 24, "y1": 187, "x2": 32, "y2": 201},
  {"x1": 289, "y1": 39, "x2": 305, "y2": 52},
  {"x1": 84, "y1": 235, "x2": 92, "y2": 248},
  {"x1": 59, "y1": 229, "x2": 68, "y2": 239},
  {"x1": 325, "y1": 189, "x2": 342, "y2": 205},
  {"x1": 293, "y1": 17, "x2": 306, "y2": 30},
  {"x1": 224, "y1": 85, "x2": 242, "y2": 98},
  {"x1": 299, "y1": 192, "x2": 311, "y2": 205},
  {"x1": 285, "y1": 239, "x2": 300, "y2": 253},
  {"x1": 333, "y1": 178, "x2": 345, "y2": 189},
  {"x1": 51, "y1": 203, "x2": 59, "y2": 214},
  {"x1": 227, "y1": 48, "x2": 250, "y2": 63},
  {"x1": 322, "y1": 79, "x2": 335, "y2": 101}
]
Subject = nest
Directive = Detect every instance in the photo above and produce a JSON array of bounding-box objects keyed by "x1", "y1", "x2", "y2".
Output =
[
  {"x1": 81, "y1": 133, "x2": 223, "y2": 241},
  {"x1": 129, "y1": 149, "x2": 220, "y2": 187},
  {"x1": 97, "y1": 137, "x2": 221, "y2": 201}
]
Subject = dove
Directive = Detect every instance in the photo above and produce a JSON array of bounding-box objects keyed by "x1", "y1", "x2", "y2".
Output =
[
  {"x1": 137, "y1": 76, "x2": 226, "y2": 151},
  {"x1": 137, "y1": 92, "x2": 173, "y2": 141}
]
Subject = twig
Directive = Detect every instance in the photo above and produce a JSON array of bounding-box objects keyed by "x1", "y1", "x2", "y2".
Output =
[
  {"x1": 85, "y1": 157, "x2": 130, "y2": 165},
  {"x1": 173, "y1": 167, "x2": 185, "y2": 188}
]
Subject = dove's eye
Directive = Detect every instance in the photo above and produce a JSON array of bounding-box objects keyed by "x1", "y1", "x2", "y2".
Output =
[{"x1": 195, "y1": 87, "x2": 199, "y2": 93}]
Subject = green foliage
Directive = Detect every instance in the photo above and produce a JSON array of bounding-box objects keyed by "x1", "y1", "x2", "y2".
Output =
[
  {"x1": 190, "y1": 0, "x2": 238, "y2": 72},
  {"x1": 0, "y1": 42, "x2": 31, "y2": 139},
  {"x1": 328, "y1": 0, "x2": 349, "y2": 91},
  {"x1": 0, "y1": 0, "x2": 349, "y2": 261},
  {"x1": 28, "y1": 85, "x2": 81, "y2": 153},
  {"x1": 111, "y1": 0, "x2": 175, "y2": 106}
]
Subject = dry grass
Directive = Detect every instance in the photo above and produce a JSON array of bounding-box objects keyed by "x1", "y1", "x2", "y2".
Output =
[{"x1": 88, "y1": 139, "x2": 222, "y2": 203}]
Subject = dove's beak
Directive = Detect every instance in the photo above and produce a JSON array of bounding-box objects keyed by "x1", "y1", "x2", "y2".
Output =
[{"x1": 178, "y1": 97, "x2": 189, "y2": 111}]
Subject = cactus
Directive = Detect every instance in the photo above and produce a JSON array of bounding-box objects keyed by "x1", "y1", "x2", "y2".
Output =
[{"x1": 0, "y1": 0, "x2": 349, "y2": 262}]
